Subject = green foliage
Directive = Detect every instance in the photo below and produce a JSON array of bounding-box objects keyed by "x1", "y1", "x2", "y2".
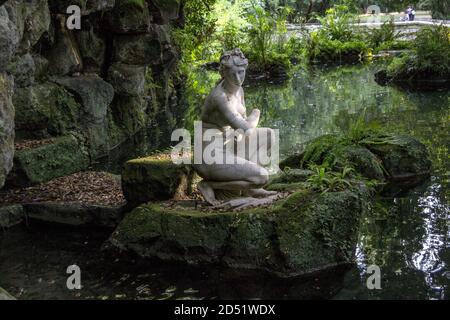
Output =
[
  {"x1": 386, "y1": 54, "x2": 410, "y2": 78},
  {"x1": 423, "y1": 0, "x2": 450, "y2": 20},
  {"x1": 414, "y1": 25, "x2": 450, "y2": 75},
  {"x1": 172, "y1": 0, "x2": 218, "y2": 63},
  {"x1": 244, "y1": 4, "x2": 293, "y2": 68},
  {"x1": 385, "y1": 25, "x2": 450, "y2": 79},
  {"x1": 301, "y1": 111, "x2": 395, "y2": 182},
  {"x1": 342, "y1": 110, "x2": 396, "y2": 146},
  {"x1": 302, "y1": 135, "x2": 339, "y2": 166},
  {"x1": 305, "y1": 3, "x2": 370, "y2": 62},
  {"x1": 246, "y1": 5, "x2": 274, "y2": 65},
  {"x1": 367, "y1": 20, "x2": 403, "y2": 52},
  {"x1": 307, "y1": 35, "x2": 369, "y2": 62},
  {"x1": 316, "y1": 4, "x2": 356, "y2": 42},
  {"x1": 306, "y1": 163, "x2": 357, "y2": 193}
]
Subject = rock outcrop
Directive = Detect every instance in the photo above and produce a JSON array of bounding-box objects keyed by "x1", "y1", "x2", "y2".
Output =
[
  {"x1": 281, "y1": 134, "x2": 432, "y2": 193},
  {"x1": 110, "y1": 184, "x2": 370, "y2": 278},
  {"x1": 0, "y1": 74, "x2": 14, "y2": 188},
  {"x1": 122, "y1": 154, "x2": 195, "y2": 208},
  {"x1": 0, "y1": 0, "x2": 183, "y2": 187}
]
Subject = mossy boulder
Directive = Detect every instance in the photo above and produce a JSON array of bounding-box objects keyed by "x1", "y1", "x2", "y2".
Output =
[
  {"x1": 6, "y1": 53, "x2": 36, "y2": 88},
  {"x1": 268, "y1": 169, "x2": 313, "y2": 184},
  {"x1": 107, "y1": 63, "x2": 146, "y2": 96},
  {"x1": 366, "y1": 135, "x2": 432, "y2": 182},
  {"x1": 7, "y1": 135, "x2": 89, "y2": 187},
  {"x1": 283, "y1": 134, "x2": 431, "y2": 188},
  {"x1": 121, "y1": 154, "x2": 195, "y2": 207},
  {"x1": 13, "y1": 82, "x2": 81, "y2": 136},
  {"x1": 110, "y1": 185, "x2": 369, "y2": 277},
  {"x1": 327, "y1": 145, "x2": 385, "y2": 181},
  {"x1": 150, "y1": 0, "x2": 181, "y2": 23},
  {"x1": 73, "y1": 16, "x2": 106, "y2": 74},
  {"x1": 110, "y1": 95, "x2": 146, "y2": 136},
  {"x1": 0, "y1": 5, "x2": 20, "y2": 71},
  {"x1": 52, "y1": 75, "x2": 115, "y2": 159}
]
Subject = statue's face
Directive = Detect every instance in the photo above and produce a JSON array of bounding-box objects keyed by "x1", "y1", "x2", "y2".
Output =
[{"x1": 223, "y1": 64, "x2": 246, "y2": 87}]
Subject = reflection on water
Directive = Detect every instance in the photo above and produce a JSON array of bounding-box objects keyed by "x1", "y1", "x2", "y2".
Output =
[{"x1": 1, "y1": 61, "x2": 448, "y2": 299}]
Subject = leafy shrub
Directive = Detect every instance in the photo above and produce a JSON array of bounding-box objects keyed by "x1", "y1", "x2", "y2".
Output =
[
  {"x1": 414, "y1": 25, "x2": 450, "y2": 76},
  {"x1": 367, "y1": 20, "x2": 403, "y2": 51},
  {"x1": 385, "y1": 25, "x2": 450, "y2": 79},
  {"x1": 305, "y1": 4, "x2": 370, "y2": 63}
]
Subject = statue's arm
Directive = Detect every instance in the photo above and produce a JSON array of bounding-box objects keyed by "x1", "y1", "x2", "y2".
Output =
[
  {"x1": 239, "y1": 88, "x2": 260, "y2": 128},
  {"x1": 216, "y1": 96, "x2": 252, "y2": 131}
]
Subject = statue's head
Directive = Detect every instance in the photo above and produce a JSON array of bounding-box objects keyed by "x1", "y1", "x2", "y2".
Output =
[{"x1": 219, "y1": 48, "x2": 248, "y2": 87}]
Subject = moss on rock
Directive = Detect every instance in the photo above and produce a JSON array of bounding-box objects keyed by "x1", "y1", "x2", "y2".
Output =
[
  {"x1": 8, "y1": 135, "x2": 89, "y2": 187},
  {"x1": 366, "y1": 135, "x2": 432, "y2": 181},
  {"x1": 110, "y1": 185, "x2": 369, "y2": 277},
  {"x1": 287, "y1": 134, "x2": 430, "y2": 187},
  {"x1": 122, "y1": 154, "x2": 195, "y2": 207},
  {"x1": 13, "y1": 82, "x2": 81, "y2": 136}
]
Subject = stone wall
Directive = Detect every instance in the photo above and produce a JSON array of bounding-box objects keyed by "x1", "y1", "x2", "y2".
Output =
[{"x1": 0, "y1": 0, "x2": 182, "y2": 187}]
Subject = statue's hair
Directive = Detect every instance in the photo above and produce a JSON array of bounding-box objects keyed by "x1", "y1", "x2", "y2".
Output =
[
  {"x1": 215, "y1": 48, "x2": 248, "y2": 87},
  {"x1": 219, "y1": 48, "x2": 249, "y2": 69}
]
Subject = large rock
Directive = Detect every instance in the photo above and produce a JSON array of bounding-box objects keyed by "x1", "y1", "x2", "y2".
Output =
[
  {"x1": 110, "y1": 185, "x2": 369, "y2": 277},
  {"x1": 113, "y1": 32, "x2": 162, "y2": 65},
  {"x1": 18, "y1": 0, "x2": 51, "y2": 52},
  {"x1": 1, "y1": 0, "x2": 51, "y2": 55},
  {"x1": 7, "y1": 135, "x2": 89, "y2": 186},
  {"x1": 6, "y1": 53, "x2": 36, "y2": 87},
  {"x1": 52, "y1": 75, "x2": 115, "y2": 158},
  {"x1": 367, "y1": 135, "x2": 432, "y2": 182},
  {"x1": 23, "y1": 202, "x2": 124, "y2": 228},
  {"x1": 328, "y1": 144, "x2": 385, "y2": 181},
  {"x1": 285, "y1": 134, "x2": 431, "y2": 187},
  {"x1": 107, "y1": 63, "x2": 146, "y2": 96},
  {"x1": 121, "y1": 154, "x2": 195, "y2": 208},
  {"x1": 73, "y1": 16, "x2": 106, "y2": 74},
  {"x1": 110, "y1": 95, "x2": 146, "y2": 135},
  {"x1": 0, "y1": 5, "x2": 20, "y2": 71},
  {"x1": 13, "y1": 82, "x2": 81, "y2": 136},
  {"x1": 149, "y1": 0, "x2": 181, "y2": 24},
  {"x1": 109, "y1": 0, "x2": 152, "y2": 34},
  {"x1": 0, "y1": 73, "x2": 15, "y2": 188}
]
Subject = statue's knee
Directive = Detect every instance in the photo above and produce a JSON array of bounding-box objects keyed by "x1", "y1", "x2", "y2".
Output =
[{"x1": 248, "y1": 170, "x2": 269, "y2": 186}]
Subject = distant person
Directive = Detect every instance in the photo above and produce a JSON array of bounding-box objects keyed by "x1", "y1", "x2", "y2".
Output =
[
  {"x1": 406, "y1": 6, "x2": 412, "y2": 21},
  {"x1": 410, "y1": 8, "x2": 416, "y2": 21},
  {"x1": 403, "y1": 10, "x2": 410, "y2": 21},
  {"x1": 407, "y1": 6, "x2": 416, "y2": 21}
]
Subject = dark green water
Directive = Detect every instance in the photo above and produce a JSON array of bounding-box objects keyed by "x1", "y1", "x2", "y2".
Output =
[{"x1": 0, "y1": 61, "x2": 448, "y2": 300}]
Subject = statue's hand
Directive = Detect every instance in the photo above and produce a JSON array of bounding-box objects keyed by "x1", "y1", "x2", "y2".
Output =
[
  {"x1": 247, "y1": 109, "x2": 260, "y2": 128},
  {"x1": 250, "y1": 109, "x2": 260, "y2": 118}
]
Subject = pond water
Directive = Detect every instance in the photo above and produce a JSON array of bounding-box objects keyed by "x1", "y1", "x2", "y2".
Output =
[{"x1": 0, "y1": 61, "x2": 448, "y2": 300}]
